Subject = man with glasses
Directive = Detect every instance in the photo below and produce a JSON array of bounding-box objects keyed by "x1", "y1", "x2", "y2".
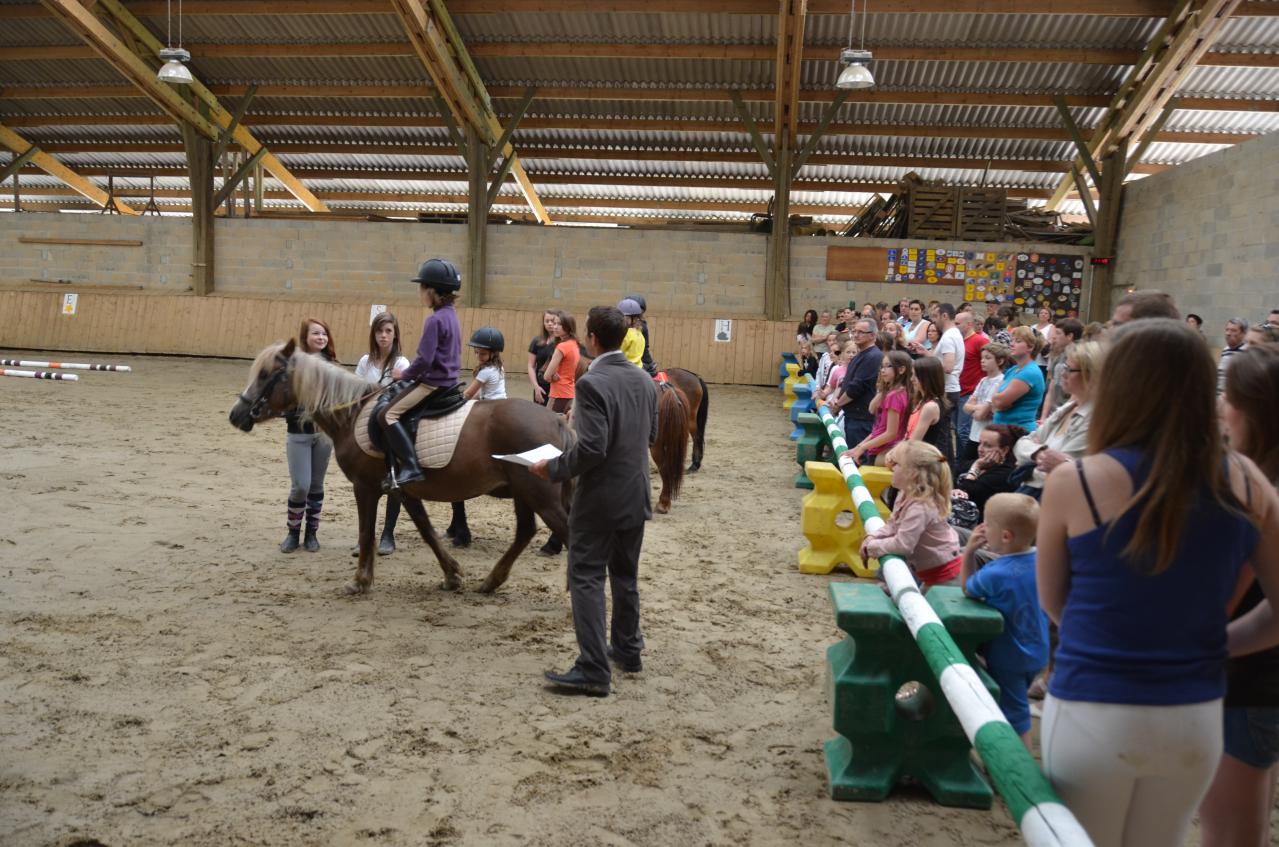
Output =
[{"x1": 829, "y1": 318, "x2": 883, "y2": 447}]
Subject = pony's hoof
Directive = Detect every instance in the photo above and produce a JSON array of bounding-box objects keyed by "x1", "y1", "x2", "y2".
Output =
[
  {"x1": 441, "y1": 577, "x2": 462, "y2": 592},
  {"x1": 343, "y1": 582, "x2": 368, "y2": 596},
  {"x1": 450, "y1": 533, "x2": 472, "y2": 549},
  {"x1": 655, "y1": 502, "x2": 671, "y2": 514},
  {"x1": 687, "y1": 464, "x2": 701, "y2": 473}
]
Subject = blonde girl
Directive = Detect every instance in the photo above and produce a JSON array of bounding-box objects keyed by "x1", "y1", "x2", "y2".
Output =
[
  {"x1": 850, "y1": 350, "x2": 912, "y2": 466},
  {"x1": 860, "y1": 440, "x2": 962, "y2": 587}
]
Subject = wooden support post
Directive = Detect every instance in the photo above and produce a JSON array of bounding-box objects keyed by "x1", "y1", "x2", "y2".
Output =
[
  {"x1": 181, "y1": 120, "x2": 215, "y2": 296},
  {"x1": 1088, "y1": 139, "x2": 1128, "y2": 322},
  {"x1": 766, "y1": 137, "x2": 793, "y2": 323},
  {"x1": 1069, "y1": 163, "x2": 1098, "y2": 227},
  {"x1": 1126, "y1": 97, "x2": 1179, "y2": 178},
  {"x1": 487, "y1": 151, "x2": 515, "y2": 209},
  {"x1": 465, "y1": 127, "x2": 487, "y2": 309},
  {"x1": 253, "y1": 159, "x2": 264, "y2": 212},
  {"x1": 0, "y1": 145, "x2": 39, "y2": 183},
  {"x1": 1054, "y1": 95, "x2": 1102, "y2": 187},
  {"x1": 791, "y1": 92, "x2": 848, "y2": 175},
  {"x1": 431, "y1": 92, "x2": 468, "y2": 159},
  {"x1": 212, "y1": 145, "x2": 268, "y2": 209},
  {"x1": 729, "y1": 91, "x2": 776, "y2": 177},
  {"x1": 211, "y1": 83, "x2": 257, "y2": 165}
]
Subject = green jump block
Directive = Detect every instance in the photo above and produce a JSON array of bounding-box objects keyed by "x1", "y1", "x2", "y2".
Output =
[{"x1": 824, "y1": 583, "x2": 1003, "y2": 808}]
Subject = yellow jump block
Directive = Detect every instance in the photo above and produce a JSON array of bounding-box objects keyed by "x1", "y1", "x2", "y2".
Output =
[
  {"x1": 782, "y1": 363, "x2": 801, "y2": 410},
  {"x1": 798, "y1": 461, "x2": 893, "y2": 577}
]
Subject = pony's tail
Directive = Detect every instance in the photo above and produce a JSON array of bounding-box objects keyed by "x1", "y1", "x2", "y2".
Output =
[
  {"x1": 692, "y1": 372, "x2": 709, "y2": 462},
  {"x1": 556, "y1": 414, "x2": 576, "y2": 514},
  {"x1": 654, "y1": 385, "x2": 688, "y2": 501}
]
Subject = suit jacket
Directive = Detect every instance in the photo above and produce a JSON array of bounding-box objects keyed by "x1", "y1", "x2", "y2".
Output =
[{"x1": 548, "y1": 350, "x2": 658, "y2": 529}]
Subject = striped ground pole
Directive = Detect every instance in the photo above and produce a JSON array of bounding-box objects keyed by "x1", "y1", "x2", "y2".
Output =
[
  {"x1": 815, "y1": 405, "x2": 1092, "y2": 846},
  {"x1": 1, "y1": 368, "x2": 79, "y2": 382},
  {"x1": 1, "y1": 359, "x2": 131, "y2": 372}
]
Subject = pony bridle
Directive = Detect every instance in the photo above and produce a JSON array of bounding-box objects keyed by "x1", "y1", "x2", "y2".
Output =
[{"x1": 239, "y1": 355, "x2": 290, "y2": 421}]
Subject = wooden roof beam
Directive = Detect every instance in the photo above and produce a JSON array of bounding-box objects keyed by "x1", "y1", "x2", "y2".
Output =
[
  {"x1": 36, "y1": 0, "x2": 326, "y2": 212},
  {"x1": 1047, "y1": 0, "x2": 1244, "y2": 207},
  {"x1": 4, "y1": 1, "x2": 1279, "y2": 17},
  {"x1": 0, "y1": 183, "x2": 1064, "y2": 208},
  {"x1": 1, "y1": 112, "x2": 1257, "y2": 146},
  {"x1": 0, "y1": 122, "x2": 139, "y2": 213},
  {"x1": 5, "y1": 43, "x2": 1278, "y2": 67},
  {"x1": 7, "y1": 82, "x2": 1273, "y2": 113},
  {"x1": 389, "y1": 0, "x2": 548, "y2": 222}
]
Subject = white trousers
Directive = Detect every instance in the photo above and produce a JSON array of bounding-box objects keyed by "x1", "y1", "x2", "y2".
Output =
[{"x1": 1042, "y1": 695, "x2": 1222, "y2": 847}]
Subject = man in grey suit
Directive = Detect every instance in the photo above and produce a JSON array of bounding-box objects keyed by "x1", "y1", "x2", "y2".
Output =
[{"x1": 530, "y1": 305, "x2": 658, "y2": 697}]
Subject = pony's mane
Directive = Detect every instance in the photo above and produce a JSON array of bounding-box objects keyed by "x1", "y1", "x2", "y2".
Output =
[
  {"x1": 249, "y1": 342, "x2": 370, "y2": 416},
  {"x1": 290, "y1": 350, "x2": 370, "y2": 414}
]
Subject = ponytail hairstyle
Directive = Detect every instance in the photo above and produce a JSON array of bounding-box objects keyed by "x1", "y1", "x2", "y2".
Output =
[
  {"x1": 887, "y1": 440, "x2": 952, "y2": 518},
  {"x1": 366, "y1": 311, "x2": 403, "y2": 381}
]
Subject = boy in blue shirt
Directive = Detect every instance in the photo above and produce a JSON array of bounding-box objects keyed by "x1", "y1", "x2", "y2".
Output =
[{"x1": 961, "y1": 492, "x2": 1050, "y2": 749}]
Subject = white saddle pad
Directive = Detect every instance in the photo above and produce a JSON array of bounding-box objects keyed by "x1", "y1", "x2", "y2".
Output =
[{"x1": 354, "y1": 399, "x2": 477, "y2": 469}]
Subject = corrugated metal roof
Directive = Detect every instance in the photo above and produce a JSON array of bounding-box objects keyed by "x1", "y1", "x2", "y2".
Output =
[
  {"x1": 806, "y1": 13, "x2": 1161, "y2": 48},
  {"x1": 4, "y1": 2, "x2": 1273, "y2": 225},
  {"x1": 456, "y1": 12, "x2": 777, "y2": 45}
]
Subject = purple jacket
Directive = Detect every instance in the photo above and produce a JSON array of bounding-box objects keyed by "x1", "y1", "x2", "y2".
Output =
[{"x1": 401, "y1": 303, "x2": 461, "y2": 387}]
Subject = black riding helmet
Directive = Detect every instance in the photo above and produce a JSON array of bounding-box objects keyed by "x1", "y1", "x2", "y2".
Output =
[
  {"x1": 625, "y1": 293, "x2": 647, "y2": 312},
  {"x1": 412, "y1": 258, "x2": 462, "y2": 292},
  {"x1": 468, "y1": 326, "x2": 505, "y2": 353}
]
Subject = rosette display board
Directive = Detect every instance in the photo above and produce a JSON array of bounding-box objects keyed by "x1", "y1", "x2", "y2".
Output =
[{"x1": 1009, "y1": 253, "x2": 1085, "y2": 317}]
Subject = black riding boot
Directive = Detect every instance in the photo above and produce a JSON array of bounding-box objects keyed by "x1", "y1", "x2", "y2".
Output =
[
  {"x1": 383, "y1": 421, "x2": 425, "y2": 490},
  {"x1": 378, "y1": 494, "x2": 400, "y2": 556}
]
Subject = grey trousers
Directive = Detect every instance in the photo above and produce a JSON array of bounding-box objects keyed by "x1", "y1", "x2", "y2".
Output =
[
  {"x1": 286, "y1": 432, "x2": 332, "y2": 531},
  {"x1": 567, "y1": 522, "x2": 645, "y2": 684}
]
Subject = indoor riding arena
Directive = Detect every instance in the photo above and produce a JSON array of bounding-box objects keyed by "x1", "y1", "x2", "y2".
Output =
[{"x1": 2, "y1": 2, "x2": 1278, "y2": 846}]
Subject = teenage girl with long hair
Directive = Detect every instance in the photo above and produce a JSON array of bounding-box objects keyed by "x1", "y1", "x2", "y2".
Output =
[
  {"x1": 527, "y1": 309, "x2": 557, "y2": 405},
  {"x1": 353, "y1": 312, "x2": 410, "y2": 556},
  {"x1": 908, "y1": 355, "x2": 953, "y2": 467},
  {"x1": 1199, "y1": 343, "x2": 1279, "y2": 847},
  {"x1": 1036, "y1": 321, "x2": 1279, "y2": 847},
  {"x1": 281, "y1": 317, "x2": 337, "y2": 554},
  {"x1": 542, "y1": 310, "x2": 580, "y2": 416}
]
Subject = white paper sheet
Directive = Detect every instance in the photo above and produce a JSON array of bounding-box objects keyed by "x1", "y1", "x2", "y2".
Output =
[{"x1": 492, "y1": 443, "x2": 563, "y2": 466}]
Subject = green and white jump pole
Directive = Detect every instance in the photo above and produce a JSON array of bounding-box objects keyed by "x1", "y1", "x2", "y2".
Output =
[{"x1": 815, "y1": 405, "x2": 1092, "y2": 846}]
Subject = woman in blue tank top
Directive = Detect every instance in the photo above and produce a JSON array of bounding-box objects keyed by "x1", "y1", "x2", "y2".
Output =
[{"x1": 1036, "y1": 319, "x2": 1279, "y2": 847}]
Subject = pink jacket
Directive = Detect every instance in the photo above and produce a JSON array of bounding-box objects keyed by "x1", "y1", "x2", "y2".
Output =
[{"x1": 864, "y1": 497, "x2": 959, "y2": 572}]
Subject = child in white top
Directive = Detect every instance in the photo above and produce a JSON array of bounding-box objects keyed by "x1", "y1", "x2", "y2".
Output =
[
  {"x1": 464, "y1": 326, "x2": 507, "y2": 401},
  {"x1": 353, "y1": 311, "x2": 411, "y2": 556}
]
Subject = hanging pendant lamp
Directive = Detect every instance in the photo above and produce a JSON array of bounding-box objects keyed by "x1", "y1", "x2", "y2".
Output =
[
  {"x1": 157, "y1": 0, "x2": 193, "y2": 84},
  {"x1": 836, "y1": 0, "x2": 875, "y2": 90}
]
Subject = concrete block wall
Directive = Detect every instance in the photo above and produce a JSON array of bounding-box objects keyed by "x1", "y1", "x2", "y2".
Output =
[
  {"x1": 485, "y1": 225, "x2": 767, "y2": 315},
  {"x1": 1, "y1": 212, "x2": 1091, "y2": 321},
  {"x1": 1115, "y1": 132, "x2": 1279, "y2": 346},
  {"x1": 1, "y1": 213, "x2": 192, "y2": 291},
  {"x1": 214, "y1": 217, "x2": 464, "y2": 300}
]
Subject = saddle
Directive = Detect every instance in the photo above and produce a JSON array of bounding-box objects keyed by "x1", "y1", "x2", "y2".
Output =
[{"x1": 355, "y1": 382, "x2": 476, "y2": 469}]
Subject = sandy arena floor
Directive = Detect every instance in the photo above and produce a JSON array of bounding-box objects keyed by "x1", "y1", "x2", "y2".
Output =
[{"x1": 0, "y1": 351, "x2": 1031, "y2": 846}]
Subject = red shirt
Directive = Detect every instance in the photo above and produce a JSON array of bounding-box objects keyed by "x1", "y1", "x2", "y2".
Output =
[{"x1": 959, "y1": 331, "x2": 990, "y2": 395}]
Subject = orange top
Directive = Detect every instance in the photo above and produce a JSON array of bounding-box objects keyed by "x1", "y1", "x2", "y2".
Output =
[{"x1": 550, "y1": 339, "x2": 580, "y2": 399}]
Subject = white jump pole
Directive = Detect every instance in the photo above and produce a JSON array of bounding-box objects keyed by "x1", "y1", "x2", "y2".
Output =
[
  {"x1": 1, "y1": 359, "x2": 131, "y2": 372},
  {"x1": 2, "y1": 368, "x2": 79, "y2": 382}
]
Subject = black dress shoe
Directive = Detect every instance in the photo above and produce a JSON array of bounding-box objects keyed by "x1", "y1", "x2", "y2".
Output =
[
  {"x1": 543, "y1": 668, "x2": 609, "y2": 697},
  {"x1": 608, "y1": 646, "x2": 642, "y2": 673}
]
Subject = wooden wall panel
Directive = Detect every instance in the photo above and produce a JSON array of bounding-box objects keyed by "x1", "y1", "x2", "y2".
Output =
[{"x1": 0, "y1": 291, "x2": 801, "y2": 385}]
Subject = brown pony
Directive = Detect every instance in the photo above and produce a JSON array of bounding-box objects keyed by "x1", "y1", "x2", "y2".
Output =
[
  {"x1": 651, "y1": 382, "x2": 689, "y2": 514},
  {"x1": 663, "y1": 367, "x2": 708, "y2": 472},
  {"x1": 229, "y1": 340, "x2": 574, "y2": 596}
]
